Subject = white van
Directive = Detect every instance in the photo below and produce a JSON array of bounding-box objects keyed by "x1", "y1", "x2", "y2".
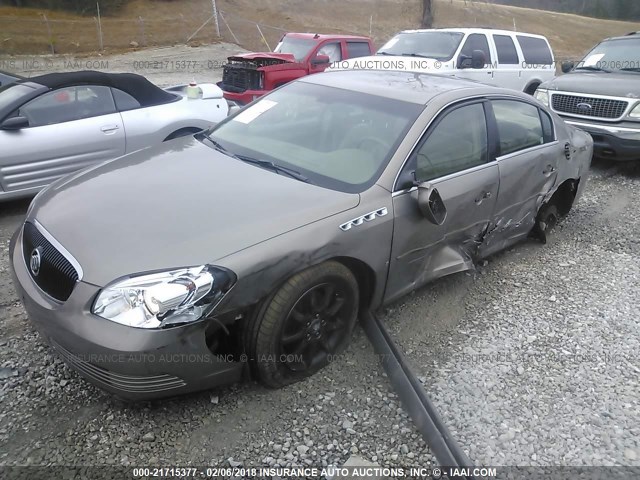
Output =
[{"x1": 331, "y1": 28, "x2": 555, "y2": 94}]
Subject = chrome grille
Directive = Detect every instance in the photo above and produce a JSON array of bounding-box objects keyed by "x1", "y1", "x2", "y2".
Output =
[
  {"x1": 22, "y1": 221, "x2": 78, "y2": 301},
  {"x1": 551, "y1": 93, "x2": 628, "y2": 120}
]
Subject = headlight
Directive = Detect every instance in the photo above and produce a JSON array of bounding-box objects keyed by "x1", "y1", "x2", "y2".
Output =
[
  {"x1": 630, "y1": 102, "x2": 640, "y2": 119},
  {"x1": 92, "y1": 265, "x2": 235, "y2": 329},
  {"x1": 534, "y1": 89, "x2": 549, "y2": 106}
]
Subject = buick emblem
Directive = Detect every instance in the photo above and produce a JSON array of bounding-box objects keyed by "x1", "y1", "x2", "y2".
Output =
[
  {"x1": 30, "y1": 247, "x2": 43, "y2": 277},
  {"x1": 576, "y1": 102, "x2": 593, "y2": 112}
]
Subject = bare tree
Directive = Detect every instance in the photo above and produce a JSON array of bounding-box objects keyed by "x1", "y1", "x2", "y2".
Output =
[{"x1": 421, "y1": 0, "x2": 433, "y2": 27}]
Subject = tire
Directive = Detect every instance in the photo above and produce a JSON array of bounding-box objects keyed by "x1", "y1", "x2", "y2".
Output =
[
  {"x1": 163, "y1": 127, "x2": 201, "y2": 141},
  {"x1": 532, "y1": 203, "x2": 559, "y2": 244},
  {"x1": 247, "y1": 261, "x2": 359, "y2": 388}
]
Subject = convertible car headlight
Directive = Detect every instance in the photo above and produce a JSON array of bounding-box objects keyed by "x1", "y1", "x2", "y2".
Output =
[
  {"x1": 630, "y1": 102, "x2": 640, "y2": 119},
  {"x1": 534, "y1": 89, "x2": 549, "y2": 107},
  {"x1": 92, "y1": 265, "x2": 235, "y2": 329}
]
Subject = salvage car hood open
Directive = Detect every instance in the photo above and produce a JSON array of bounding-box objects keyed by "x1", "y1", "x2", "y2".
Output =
[
  {"x1": 228, "y1": 52, "x2": 296, "y2": 66},
  {"x1": 542, "y1": 71, "x2": 640, "y2": 98},
  {"x1": 27, "y1": 137, "x2": 360, "y2": 286}
]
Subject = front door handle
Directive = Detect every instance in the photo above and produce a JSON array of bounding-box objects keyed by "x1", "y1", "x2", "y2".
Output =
[
  {"x1": 543, "y1": 164, "x2": 557, "y2": 175},
  {"x1": 101, "y1": 125, "x2": 119, "y2": 133},
  {"x1": 475, "y1": 191, "x2": 492, "y2": 205}
]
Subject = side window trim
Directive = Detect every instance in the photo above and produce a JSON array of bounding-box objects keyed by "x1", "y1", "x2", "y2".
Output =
[{"x1": 395, "y1": 99, "x2": 492, "y2": 190}]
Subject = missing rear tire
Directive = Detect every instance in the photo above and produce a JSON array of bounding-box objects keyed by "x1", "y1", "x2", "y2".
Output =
[{"x1": 533, "y1": 203, "x2": 559, "y2": 244}]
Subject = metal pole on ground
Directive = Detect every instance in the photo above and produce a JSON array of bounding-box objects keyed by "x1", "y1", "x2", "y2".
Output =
[
  {"x1": 211, "y1": 0, "x2": 221, "y2": 37},
  {"x1": 41, "y1": 14, "x2": 55, "y2": 54},
  {"x1": 219, "y1": 12, "x2": 240, "y2": 45},
  {"x1": 256, "y1": 24, "x2": 271, "y2": 51},
  {"x1": 96, "y1": 3, "x2": 104, "y2": 51}
]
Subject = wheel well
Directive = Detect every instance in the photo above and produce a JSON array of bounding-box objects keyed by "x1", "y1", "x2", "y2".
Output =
[
  {"x1": 333, "y1": 257, "x2": 377, "y2": 312},
  {"x1": 545, "y1": 178, "x2": 579, "y2": 216},
  {"x1": 524, "y1": 82, "x2": 541, "y2": 95},
  {"x1": 163, "y1": 127, "x2": 202, "y2": 141}
]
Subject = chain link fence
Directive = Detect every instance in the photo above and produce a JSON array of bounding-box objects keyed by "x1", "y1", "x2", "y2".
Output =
[{"x1": 0, "y1": 0, "x2": 403, "y2": 56}]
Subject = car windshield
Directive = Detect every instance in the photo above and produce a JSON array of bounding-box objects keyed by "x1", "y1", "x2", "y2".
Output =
[
  {"x1": 203, "y1": 81, "x2": 423, "y2": 193},
  {"x1": 577, "y1": 37, "x2": 640, "y2": 73},
  {"x1": 377, "y1": 31, "x2": 464, "y2": 61},
  {"x1": 274, "y1": 36, "x2": 317, "y2": 61},
  {"x1": 0, "y1": 83, "x2": 34, "y2": 112}
]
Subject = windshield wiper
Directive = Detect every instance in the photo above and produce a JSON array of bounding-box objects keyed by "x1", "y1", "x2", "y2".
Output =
[
  {"x1": 198, "y1": 131, "x2": 241, "y2": 159},
  {"x1": 236, "y1": 154, "x2": 310, "y2": 183},
  {"x1": 400, "y1": 52, "x2": 431, "y2": 58},
  {"x1": 574, "y1": 65, "x2": 612, "y2": 73},
  {"x1": 377, "y1": 51, "x2": 393, "y2": 56},
  {"x1": 620, "y1": 67, "x2": 640, "y2": 73}
]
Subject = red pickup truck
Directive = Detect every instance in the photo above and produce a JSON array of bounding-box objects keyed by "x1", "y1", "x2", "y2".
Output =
[{"x1": 219, "y1": 32, "x2": 374, "y2": 105}]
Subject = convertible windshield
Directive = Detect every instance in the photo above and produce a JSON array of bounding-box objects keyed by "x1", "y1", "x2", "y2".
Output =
[
  {"x1": 377, "y1": 31, "x2": 464, "y2": 61},
  {"x1": 204, "y1": 82, "x2": 422, "y2": 193},
  {"x1": 577, "y1": 37, "x2": 640, "y2": 73},
  {"x1": 0, "y1": 83, "x2": 35, "y2": 112},
  {"x1": 274, "y1": 37, "x2": 317, "y2": 62}
]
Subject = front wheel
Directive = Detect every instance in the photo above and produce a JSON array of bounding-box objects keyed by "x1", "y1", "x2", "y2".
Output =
[{"x1": 247, "y1": 261, "x2": 359, "y2": 388}]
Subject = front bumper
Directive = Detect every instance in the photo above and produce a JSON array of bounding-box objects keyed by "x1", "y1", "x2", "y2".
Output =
[
  {"x1": 564, "y1": 119, "x2": 640, "y2": 161},
  {"x1": 9, "y1": 227, "x2": 244, "y2": 401}
]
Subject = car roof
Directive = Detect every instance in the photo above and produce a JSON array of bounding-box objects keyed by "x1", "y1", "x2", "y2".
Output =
[
  {"x1": 284, "y1": 32, "x2": 371, "y2": 41},
  {"x1": 397, "y1": 27, "x2": 549, "y2": 40},
  {"x1": 603, "y1": 32, "x2": 640, "y2": 41},
  {"x1": 18, "y1": 70, "x2": 176, "y2": 107},
  {"x1": 301, "y1": 69, "x2": 506, "y2": 105}
]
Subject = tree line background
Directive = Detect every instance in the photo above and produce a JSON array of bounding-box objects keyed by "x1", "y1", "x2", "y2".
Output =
[{"x1": 490, "y1": 0, "x2": 640, "y2": 21}]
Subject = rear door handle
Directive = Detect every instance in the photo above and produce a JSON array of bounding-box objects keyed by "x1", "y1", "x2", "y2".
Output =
[
  {"x1": 101, "y1": 125, "x2": 119, "y2": 133},
  {"x1": 475, "y1": 191, "x2": 492, "y2": 204},
  {"x1": 543, "y1": 165, "x2": 557, "y2": 175}
]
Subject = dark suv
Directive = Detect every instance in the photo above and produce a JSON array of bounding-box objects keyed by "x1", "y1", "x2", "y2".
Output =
[{"x1": 535, "y1": 32, "x2": 640, "y2": 161}]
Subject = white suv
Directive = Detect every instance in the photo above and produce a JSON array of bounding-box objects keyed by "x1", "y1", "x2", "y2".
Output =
[{"x1": 332, "y1": 28, "x2": 555, "y2": 94}]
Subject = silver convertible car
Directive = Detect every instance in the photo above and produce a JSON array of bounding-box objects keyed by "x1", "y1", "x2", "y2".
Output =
[
  {"x1": 0, "y1": 70, "x2": 230, "y2": 201},
  {"x1": 10, "y1": 70, "x2": 592, "y2": 400}
]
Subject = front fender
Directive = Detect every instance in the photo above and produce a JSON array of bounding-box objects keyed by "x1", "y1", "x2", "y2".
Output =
[{"x1": 214, "y1": 186, "x2": 393, "y2": 314}]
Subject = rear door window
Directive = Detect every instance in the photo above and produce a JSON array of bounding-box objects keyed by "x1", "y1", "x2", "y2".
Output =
[
  {"x1": 346, "y1": 41, "x2": 371, "y2": 58},
  {"x1": 517, "y1": 36, "x2": 553, "y2": 65},
  {"x1": 492, "y1": 100, "x2": 545, "y2": 156},
  {"x1": 112, "y1": 88, "x2": 140, "y2": 111},
  {"x1": 493, "y1": 35, "x2": 519, "y2": 65}
]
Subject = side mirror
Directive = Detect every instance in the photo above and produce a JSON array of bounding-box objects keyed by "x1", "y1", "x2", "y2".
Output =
[
  {"x1": 561, "y1": 60, "x2": 575, "y2": 74},
  {"x1": 311, "y1": 54, "x2": 331, "y2": 65},
  {"x1": 471, "y1": 49, "x2": 486, "y2": 69},
  {"x1": 417, "y1": 182, "x2": 447, "y2": 225},
  {"x1": 1, "y1": 116, "x2": 29, "y2": 130}
]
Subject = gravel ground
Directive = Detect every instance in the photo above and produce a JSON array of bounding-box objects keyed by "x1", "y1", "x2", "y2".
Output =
[
  {"x1": 0, "y1": 154, "x2": 639, "y2": 470},
  {"x1": 387, "y1": 159, "x2": 640, "y2": 467},
  {"x1": 0, "y1": 43, "x2": 247, "y2": 87}
]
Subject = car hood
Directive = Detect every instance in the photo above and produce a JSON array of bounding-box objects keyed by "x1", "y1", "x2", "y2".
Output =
[
  {"x1": 28, "y1": 137, "x2": 360, "y2": 286},
  {"x1": 229, "y1": 52, "x2": 296, "y2": 65},
  {"x1": 540, "y1": 72, "x2": 640, "y2": 98}
]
